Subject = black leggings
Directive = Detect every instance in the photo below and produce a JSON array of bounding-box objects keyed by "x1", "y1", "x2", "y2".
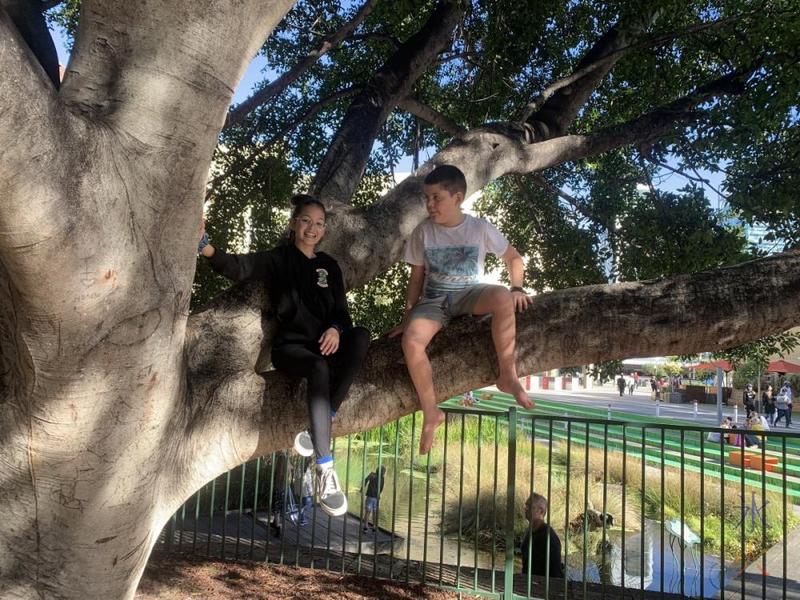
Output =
[{"x1": 271, "y1": 327, "x2": 370, "y2": 458}]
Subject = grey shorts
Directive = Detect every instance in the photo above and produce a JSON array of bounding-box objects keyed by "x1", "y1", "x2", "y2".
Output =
[
  {"x1": 408, "y1": 284, "x2": 490, "y2": 326},
  {"x1": 365, "y1": 496, "x2": 379, "y2": 512}
]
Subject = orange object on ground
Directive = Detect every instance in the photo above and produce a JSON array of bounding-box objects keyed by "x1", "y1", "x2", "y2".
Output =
[{"x1": 749, "y1": 455, "x2": 779, "y2": 471}]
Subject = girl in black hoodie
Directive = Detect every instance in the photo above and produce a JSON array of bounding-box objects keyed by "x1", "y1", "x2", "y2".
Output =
[{"x1": 199, "y1": 195, "x2": 369, "y2": 518}]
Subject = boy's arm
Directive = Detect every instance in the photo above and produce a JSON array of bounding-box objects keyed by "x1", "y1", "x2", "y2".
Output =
[
  {"x1": 500, "y1": 245, "x2": 534, "y2": 312},
  {"x1": 386, "y1": 264, "x2": 425, "y2": 337}
]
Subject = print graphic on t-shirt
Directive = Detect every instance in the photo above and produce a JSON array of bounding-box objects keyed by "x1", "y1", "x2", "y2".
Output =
[
  {"x1": 424, "y1": 245, "x2": 479, "y2": 298},
  {"x1": 316, "y1": 268, "x2": 329, "y2": 288}
]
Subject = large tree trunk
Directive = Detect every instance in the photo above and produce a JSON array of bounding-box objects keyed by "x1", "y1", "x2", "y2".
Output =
[
  {"x1": 0, "y1": 1, "x2": 295, "y2": 598},
  {"x1": 0, "y1": 2, "x2": 797, "y2": 599}
]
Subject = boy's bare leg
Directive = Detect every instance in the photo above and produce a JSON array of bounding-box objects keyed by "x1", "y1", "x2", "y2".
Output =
[
  {"x1": 401, "y1": 318, "x2": 446, "y2": 454},
  {"x1": 473, "y1": 286, "x2": 535, "y2": 410}
]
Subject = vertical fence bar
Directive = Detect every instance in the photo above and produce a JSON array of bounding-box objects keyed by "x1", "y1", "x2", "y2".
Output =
[
  {"x1": 389, "y1": 418, "x2": 401, "y2": 579},
  {"x1": 372, "y1": 423, "x2": 385, "y2": 580},
  {"x1": 492, "y1": 414, "x2": 500, "y2": 595},
  {"x1": 782, "y1": 436, "x2": 788, "y2": 600},
  {"x1": 601, "y1": 421, "x2": 609, "y2": 600},
  {"x1": 250, "y1": 457, "x2": 261, "y2": 559},
  {"x1": 355, "y1": 432, "x2": 364, "y2": 575},
  {"x1": 679, "y1": 428, "x2": 686, "y2": 598},
  {"x1": 235, "y1": 461, "x2": 246, "y2": 559},
  {"x1": 404, "y1": 412, "x2": 417, "y2": 587},
  {"x1": 207, "y1": 477, "x2": 217, "y2": 557},
  {"x1": 422, "y1": 437, "x2": 432, "y2": 585},
  {"x1": 438, "y1": 414, "x2": 450, "y2": 587},
  {"x1": 221, "y1": 470, "x2": 232, "y2": 559},
  {"x1": 504, "y1": 406, "x2": 517, "y2": 600},
  {"x1": 659, "y1": 428, "x2": 665, "y2": 596},
  {"x1": 637, "y1": 427, "x2": 643, "y2": 598},
  {"x1": 456, "y1": 412, "x2": 466, "y2": 590},
  {"x1": 563, "y1": 421, "x2": 571, "y2": 600},
  {"x1": 474, "y1": 413, "x2": 483, "y2": 593},
  {"x1": 581, "y1": 421, "x2": 590, "y2": 596},
  {"x1": 546, "y1": 418, "x2": 554, "y2": 600},
  {"x1": 192, "y1": 485, "x2": 202, "y2": 553}
]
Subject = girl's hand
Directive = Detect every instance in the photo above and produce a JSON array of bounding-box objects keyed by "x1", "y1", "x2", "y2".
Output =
[{"x1": 319, "y1": 327, "x2": 340, "y2": 355}]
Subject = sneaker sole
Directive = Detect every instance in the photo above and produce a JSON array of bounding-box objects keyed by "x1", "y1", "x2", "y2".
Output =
[
  {"x1": 320, "y1": 500, "x2": 348, "y2": 517},
  {"x1": 294, "y1": 432, "x2": 314, "y2": 457}
]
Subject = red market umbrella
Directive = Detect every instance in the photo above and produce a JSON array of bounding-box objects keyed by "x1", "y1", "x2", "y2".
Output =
[
  {"x1": 689, "y1": 360, "x2": 734, "y2": 372},
  {"x1": 767, "y1": 360, "x2": 800, "y2": 374}
]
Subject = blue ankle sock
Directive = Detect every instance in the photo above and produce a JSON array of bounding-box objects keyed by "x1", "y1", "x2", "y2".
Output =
[{"x1": 317, "y1": 455, "x2": 333, "y2": 468}]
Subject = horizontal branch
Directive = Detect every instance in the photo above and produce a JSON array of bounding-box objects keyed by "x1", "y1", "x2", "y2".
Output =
[{"x1": 185, "y1": 249, "x2": 800, "y2": 460}]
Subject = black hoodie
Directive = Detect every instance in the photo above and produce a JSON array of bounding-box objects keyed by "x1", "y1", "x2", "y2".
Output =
[{"x1": 207, "y1": 244, "x2": 353, "y2": 347}]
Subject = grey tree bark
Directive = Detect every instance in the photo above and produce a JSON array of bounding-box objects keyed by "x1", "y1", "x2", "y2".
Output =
[{"x1": 0, "y1": 1, "x2": 797, "y2": 599}]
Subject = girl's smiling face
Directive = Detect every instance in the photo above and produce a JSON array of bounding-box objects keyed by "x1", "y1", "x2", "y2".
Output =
[{"x1": 291, "y1": 205, "x2": 326, "y2": 254}]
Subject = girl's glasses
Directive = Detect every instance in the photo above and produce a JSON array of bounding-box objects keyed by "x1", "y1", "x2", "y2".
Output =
[{"x1": 296, "y1": 216, "x2": 326, "y2": 229}]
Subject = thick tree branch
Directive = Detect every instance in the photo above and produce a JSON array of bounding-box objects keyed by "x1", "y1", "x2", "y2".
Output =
[
  {"x1": 397, "y1": 96, "x2": 465, "y2": 135},
  {"x1": 186, "y1": 250, "x2": 800, "y2": 458},
  {"x1": 60, "y1": 0, "x2": 296, "y2": 154},
  {"x1": 524, "y1": 16, "x2": 651, "y2": 141},
  {"x1": 224, "y1": 0, "x2": 378, "y2": 131},
  {"x1": 310, "y1": 0, "x2": 464, "y2": 203},
  {"x1": 517, "y1": 14, "x2": 747, "y2": 124}
]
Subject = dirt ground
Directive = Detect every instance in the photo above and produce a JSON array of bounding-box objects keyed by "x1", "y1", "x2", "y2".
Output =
[{"x1": 135, "y1": 551, "x2": 480, "y2": 600}]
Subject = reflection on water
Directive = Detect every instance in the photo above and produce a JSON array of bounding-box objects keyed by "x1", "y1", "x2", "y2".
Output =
[{"x1": 581, "y1": 519, "x2": 734, "y2": 598}]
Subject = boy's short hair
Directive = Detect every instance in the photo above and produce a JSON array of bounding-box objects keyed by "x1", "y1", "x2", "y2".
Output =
[{"x1": 424, "y1": 165, "x2": 467, "y2": 196}]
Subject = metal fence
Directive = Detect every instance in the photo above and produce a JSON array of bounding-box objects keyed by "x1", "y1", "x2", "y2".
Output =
[{"x1": 159, "y1": 402, "x2": 800, "y2": 599}]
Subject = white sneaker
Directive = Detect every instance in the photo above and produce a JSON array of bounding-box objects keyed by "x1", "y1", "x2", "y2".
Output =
[
  {"x1": 317, "y1": 467, "x2": 347, "y2": 516},
  {"x1": 294, "y1": 429, "x2": 314, "y2": 457}
]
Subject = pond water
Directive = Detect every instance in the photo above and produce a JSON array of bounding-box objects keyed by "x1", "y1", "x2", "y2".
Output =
[
  {"x1": 572, "y1": 518, "x2": 735, "y2": 598},
  {"x1": 377, "y1": 476, "x2": 733, "y2": 599}
]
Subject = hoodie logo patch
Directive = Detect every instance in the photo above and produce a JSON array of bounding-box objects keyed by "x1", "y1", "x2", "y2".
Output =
[{"x1": 316, "y1": 268, "x2": 329, "y2": 288}]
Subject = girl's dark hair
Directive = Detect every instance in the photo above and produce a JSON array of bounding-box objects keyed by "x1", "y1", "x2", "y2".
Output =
[
  {"x1": 290, "y1": 194, "x2": 327, "y2": 220},
  {"x1": 287, "y1": 194, "x2": 327, "y2": 243}
]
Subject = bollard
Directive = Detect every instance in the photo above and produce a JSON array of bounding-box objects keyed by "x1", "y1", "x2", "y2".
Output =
[
  {"x1": 656, "y1": 399, "x2": 660, "y2": 417},
  {"x1": 734, "y1": 403, "x2": 739, "y2": 423},
  {"x1": 607, "y1": 404, "x2": 612, "y2": 420},
  {"x1": 693, "y1": 400, "x2": 698, "y2": 419}
]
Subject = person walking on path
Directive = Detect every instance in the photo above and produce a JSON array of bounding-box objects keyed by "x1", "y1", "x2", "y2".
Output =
[
  {"x1": 387, "y1": 165, "x2": 534, "y2": 455},
  {"x1": 774, "y1": 386, "x2": 792, "y2": 428},
  {"x1": 200, "y1": 195, "x2": 370, "y2": 516},
  {"x1": 362, "y1": 466, "x2": 386, "y2": 533},
  {"x1": 743, "y1": 383, "x2": 757, "y2": 418},
  {"x1": 762, "y1": 385, "x2": 776, "y2": 425},
  {"x1": 617, "y1": 375, "x2": 626, "y2": 397}
]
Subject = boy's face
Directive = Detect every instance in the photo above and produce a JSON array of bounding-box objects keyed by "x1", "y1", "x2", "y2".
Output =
[{"x1": 424, "y1": 182, "x2": 464, "y2": 227}]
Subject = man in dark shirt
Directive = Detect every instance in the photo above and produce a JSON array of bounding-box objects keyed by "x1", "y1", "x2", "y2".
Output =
[{"x1": 521, "y1": 493, "x2": 565, "y2": 579}]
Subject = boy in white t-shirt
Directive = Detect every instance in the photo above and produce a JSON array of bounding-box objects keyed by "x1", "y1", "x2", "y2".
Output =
[{"x1": 388, "y1": 165, "x2": 534, "y2": 455}]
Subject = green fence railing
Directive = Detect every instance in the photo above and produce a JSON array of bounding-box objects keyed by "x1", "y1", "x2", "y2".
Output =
[{"x1": 160, "y1": 402, "x2": 800, "y2": 600}]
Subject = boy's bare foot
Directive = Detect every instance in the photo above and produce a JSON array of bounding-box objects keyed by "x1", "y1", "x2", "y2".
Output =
[
  {"x1": 419, "y1": 408, "x2": 446, "y2": 455},
  {"x1": 497, "y1": 377, "x2": 535, "y2": 410}
]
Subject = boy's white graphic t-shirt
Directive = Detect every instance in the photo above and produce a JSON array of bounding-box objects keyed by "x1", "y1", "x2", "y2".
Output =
[{"x1": 404, "y1": 215, "x2": 509, "y2": 299}]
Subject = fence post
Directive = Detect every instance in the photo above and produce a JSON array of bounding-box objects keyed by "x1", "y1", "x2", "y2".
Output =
[{"x1": 505, "y1": 406, "x2": 518, "y2": 599}]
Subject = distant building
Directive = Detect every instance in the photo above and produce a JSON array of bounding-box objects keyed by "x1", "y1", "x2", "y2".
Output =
[{"x1": 744, "y1": 223, "x2": 785, "y2": 255}]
